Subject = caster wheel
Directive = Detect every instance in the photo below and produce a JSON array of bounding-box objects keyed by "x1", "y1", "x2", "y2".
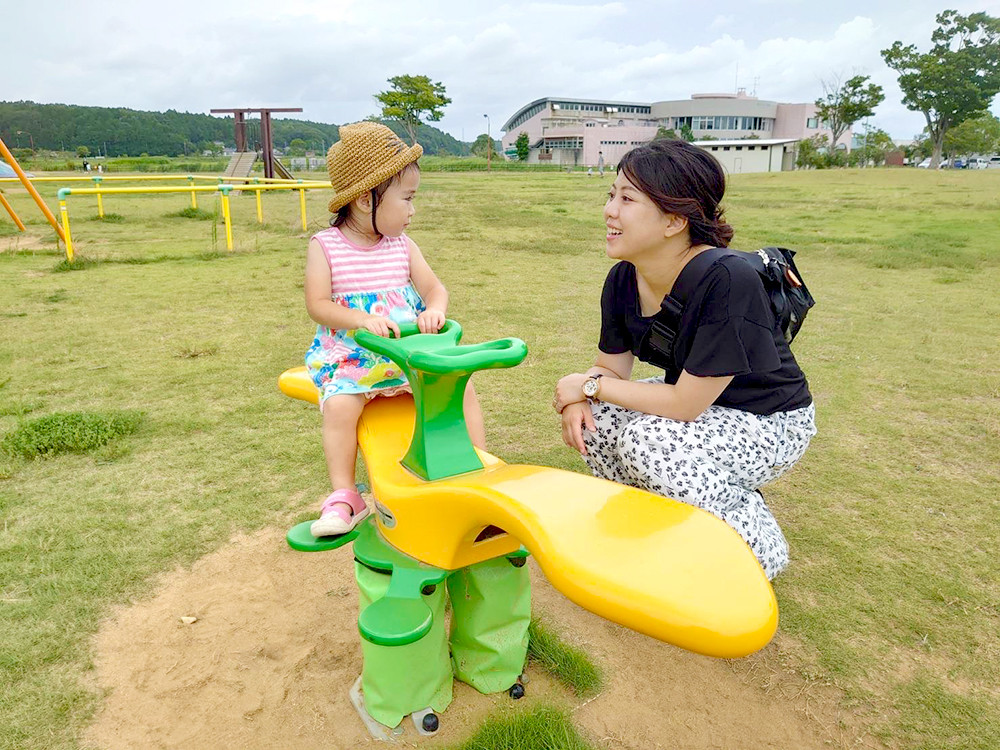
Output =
[
  {"x1": 509, "y1": 683, "x2": 525, "y2": 700},
  {"x1": 422, "y1": 713, "x2": 440, "y2": 733}
]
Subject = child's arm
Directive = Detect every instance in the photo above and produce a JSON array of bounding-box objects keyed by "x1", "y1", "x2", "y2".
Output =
[
  {"x1": 305, "y1": 239, "x2": 400, "y2": 337},
  {"x1": 407, "y1": 237, "x2": 448, "y2": 333}
]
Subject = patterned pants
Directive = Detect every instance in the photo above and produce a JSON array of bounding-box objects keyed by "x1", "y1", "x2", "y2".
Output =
[{"x1": 582, "y1": 387, "x2": 816, "y2": 580}]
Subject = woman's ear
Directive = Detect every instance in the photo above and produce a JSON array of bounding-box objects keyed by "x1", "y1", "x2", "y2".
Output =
[{"x1": 663, "y1": 213, "x2": 688, "y2": 239}]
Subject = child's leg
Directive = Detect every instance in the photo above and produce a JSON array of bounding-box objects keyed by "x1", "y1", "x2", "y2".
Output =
[
  {"x1": 463, "y1": 382, "x2": 486, "y2": 450},
  {"x1": 322, "y1": 392, "x2": 367, "y2": 503},
  {"x1": 312, "y1": 393, "x2": 369, "y2": 537}
]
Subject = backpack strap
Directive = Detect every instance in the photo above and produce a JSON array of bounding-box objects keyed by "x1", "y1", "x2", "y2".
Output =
[{"x1": 640, "y1": 247, "x2": 735, "y2": 368}]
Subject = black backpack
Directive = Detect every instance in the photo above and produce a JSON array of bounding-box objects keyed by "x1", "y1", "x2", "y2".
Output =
[{"x1": 638, "y1": 246, "x2": 815, "y2": 373}]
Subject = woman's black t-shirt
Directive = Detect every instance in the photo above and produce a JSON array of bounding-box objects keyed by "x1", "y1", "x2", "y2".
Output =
[{"x1": 598, "y1": 255, "x2": 812, "y2": 415}]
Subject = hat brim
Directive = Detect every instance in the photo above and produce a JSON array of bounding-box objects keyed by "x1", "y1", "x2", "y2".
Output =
[{"x1": 328, "y1": 143, "x2": 423, "y2": 214}]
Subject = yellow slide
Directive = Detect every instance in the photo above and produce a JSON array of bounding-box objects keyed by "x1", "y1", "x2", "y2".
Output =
[{"x1": 280, "y1": 367, "x2": 777, "y2": 659}]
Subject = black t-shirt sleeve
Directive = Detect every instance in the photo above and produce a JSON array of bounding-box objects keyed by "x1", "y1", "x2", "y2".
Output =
[
  {"x1": 599, "y1": 262, "x2": 632, "y2": 354},
  {"x1": 682, "y1": 261, "x2": 782, "y2": 377}
]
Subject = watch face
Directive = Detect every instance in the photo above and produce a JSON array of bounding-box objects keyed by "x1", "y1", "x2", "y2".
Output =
[{"x1": 583, "y1": 378, "x2": 599, "y2": 397}]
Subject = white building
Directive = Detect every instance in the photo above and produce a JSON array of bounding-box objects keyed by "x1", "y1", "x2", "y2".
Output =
[
  {"x1": 502, "y1": 91, "x2": 849, "y2": 173},
  {"x1": 694, "y1": 138, "x2": 799, "y2": 174}
]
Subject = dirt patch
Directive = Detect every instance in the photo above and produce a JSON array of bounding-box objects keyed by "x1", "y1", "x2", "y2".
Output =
[{"x1": 82, "y1": 526, "x2": 872, "y2": 749}]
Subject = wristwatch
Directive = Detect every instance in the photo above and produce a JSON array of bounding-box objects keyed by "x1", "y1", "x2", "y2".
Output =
[{"x1": 582, "y1": 374, "x2": 604, "y2": 400}]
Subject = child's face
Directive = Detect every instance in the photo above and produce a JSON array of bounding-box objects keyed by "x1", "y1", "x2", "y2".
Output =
[{"x1": 374, "y1": 167, "x2": 420, "y2": 237}]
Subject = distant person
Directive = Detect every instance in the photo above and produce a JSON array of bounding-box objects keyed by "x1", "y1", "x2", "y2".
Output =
[
  {"x1": 598, "y1": 150, "x2": 605, "y2": 177},
  {"x1": 303, "y1": 122, "x2": 486, "y2": 537},
  {"x1": 82, "y1": 160, "x2": 90, "y2": 172},
  {"x1": 552, "y1": 139, "x2": 816, "y2": 579},
  {"x1": 587, "y1": 167, "x2": 593, "y2": 177},
  {"x1": 97, "y1": 163, "x2": 104, "y2": 174}
]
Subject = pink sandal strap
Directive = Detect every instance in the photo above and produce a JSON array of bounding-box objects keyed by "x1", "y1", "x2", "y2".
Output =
[{"x1": 320, "y1": 488, "x2": 366, "y2": 518}]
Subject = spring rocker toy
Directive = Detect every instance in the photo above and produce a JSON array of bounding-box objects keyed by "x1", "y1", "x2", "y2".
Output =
[{"x1": 280, "y1": 320, "x2": 778, "y2": 740}]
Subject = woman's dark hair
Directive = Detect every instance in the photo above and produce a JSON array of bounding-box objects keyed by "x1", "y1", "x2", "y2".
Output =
[
  {"x1": 617, "y1": 139, "x2": 733, "y2": 247},
  {"x1": 332, "y1": 160, "x2": 421, "y2": 236}
]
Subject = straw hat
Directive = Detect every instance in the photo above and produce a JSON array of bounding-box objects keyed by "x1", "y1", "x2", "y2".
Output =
[{"x1": 326, "y1": 122, "x2": 423, "y2": 213}]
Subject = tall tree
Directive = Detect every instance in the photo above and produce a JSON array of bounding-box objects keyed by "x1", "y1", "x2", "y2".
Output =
[
  {"x1": 882, "y1": 10, "x2": 1000, "y2": 168},
  {"x1": 471, "y1": 133, "x2": 496, "y2": 158},
  {"x1": 943, "y1": 112, "x2": 1000, "y2": 157},
  {"x1": 815, "y1": 75, "x2": 884, "y2": 153},
  {"x1": 515, "y1": 132, "x2": 530, "y2": 161},
  {"x1": 375, "y1": 75, "x2": 451, "y2": 145}
]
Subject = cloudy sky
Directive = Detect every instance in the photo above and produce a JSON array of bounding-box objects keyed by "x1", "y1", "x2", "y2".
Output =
[{"x1": 7, "y1": 0, "x2": 1000, "y2": 141}]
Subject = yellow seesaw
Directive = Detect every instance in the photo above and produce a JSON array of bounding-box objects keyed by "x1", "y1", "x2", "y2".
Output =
[{"x1": 279, "y1": 323, "x2": 778, "y2": 659}]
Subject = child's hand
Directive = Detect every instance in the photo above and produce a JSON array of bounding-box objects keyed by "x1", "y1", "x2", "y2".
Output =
[
  {"x1": 359, "y1": 315, "x2": 401, "y2": 338},
  {"x1": 417, "y1": 309, "x2": 446, "y2": 334}
]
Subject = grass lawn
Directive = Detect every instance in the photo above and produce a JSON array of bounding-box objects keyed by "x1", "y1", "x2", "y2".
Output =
[{"x1": 1, "y1": 167, "x2": 999, "y2": 749}]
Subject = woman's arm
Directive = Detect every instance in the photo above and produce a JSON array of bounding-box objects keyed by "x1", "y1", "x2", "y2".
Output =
[
  {"x1": 304, "y1": 239, "x2": 400, "y2": 337},
  {"x1": 594, "y1": 370, "x2": 733, "y2": 422},
  {"x1": 407, "y1": 237, "x2": 448, "y2": 332},
  {"x1": 557, "y1": 362, "x2": 733, "y2": 454},
  {"x1": 558, "y1": 350, "x2": 634, "y2": 454}
]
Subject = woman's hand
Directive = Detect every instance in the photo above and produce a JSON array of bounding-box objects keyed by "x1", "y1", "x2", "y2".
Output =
[
  {"x1": 561, "y1": 400, "x2": 596, "y2": 455},
  {"x1": 417, "y1": 308, "x2": 446, "y2": 334},
  {"x1": 553, "y1": 373, "x2": 588, "y2": 414},
  {"x1": 358, "y1": 314, "x2": 401, "y2": 338}
]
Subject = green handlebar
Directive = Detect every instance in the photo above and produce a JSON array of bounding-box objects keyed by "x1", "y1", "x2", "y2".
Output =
[
  {"x1": 410, "y1": 339, "x2": 528, "y2": 375},
  {"x1": 354, "y1": 319, "x2": 528, "y2": 481}
]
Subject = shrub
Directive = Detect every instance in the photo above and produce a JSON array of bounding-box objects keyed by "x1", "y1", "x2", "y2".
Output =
[{"x1": 1, "y1": 411, "x2": 143, "y2": 459}]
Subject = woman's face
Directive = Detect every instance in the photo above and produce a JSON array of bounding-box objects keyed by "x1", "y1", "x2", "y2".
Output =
[{"x1": 603, "y1": 173, "x2": 674, "y2": 262}]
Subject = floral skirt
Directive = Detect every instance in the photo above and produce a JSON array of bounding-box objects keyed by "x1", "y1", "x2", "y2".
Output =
[{"x1": 305, "y1": 285, "x2": 424, "y2": 403}]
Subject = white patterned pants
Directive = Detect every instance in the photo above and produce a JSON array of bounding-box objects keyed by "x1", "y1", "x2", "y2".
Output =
[{"x1": 582, "y1": 387, "x2": 816, "y2": 580}]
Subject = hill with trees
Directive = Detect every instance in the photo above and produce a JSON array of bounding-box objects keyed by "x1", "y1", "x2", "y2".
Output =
[{"x1": 0, "y1": 101, "x2": 470, "y2": 158}]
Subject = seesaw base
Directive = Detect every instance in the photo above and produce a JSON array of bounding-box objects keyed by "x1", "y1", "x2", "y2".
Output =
[{"x1": 288, "y1": 517, "x2": 531, "y2": 730}]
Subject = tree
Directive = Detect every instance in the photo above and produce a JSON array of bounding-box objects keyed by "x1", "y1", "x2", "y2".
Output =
[
  {"x1": 815, "y1": 75, "x2": 884, "y2": 153},
  {"x1": 850, "y1": 126, "x2": 896, "y2": 166},
  {"x1": 796, "y1": 135, "x2": 828, "y2": 169},
  {"x1": 375, "y1": 75, "x2": 451, "y2": 145},
  {"x1": 882, "y1": 10, "x2": 1000, "y2": 168},
  {"x1": 289, "y1": 138, "x2": 307, "y2": 156},
  {"x1": 943, "y1": 113, "x2": 1000, "y2": 157},
  {"x1": 515, "y1": 132, "x2": 530, "y2": 161},
  {"x1": 679, "y1": 123, "x2": 694, "y2": 142},
  {"x1": 654, "y1": 126, "x2": 677, "y2": 140},
  {"x1": 76, "y1": 146, "x2": 90, "y2": 158},
  {"x1": 471, "y1": 133, "x2": 496, "y2": 158}
]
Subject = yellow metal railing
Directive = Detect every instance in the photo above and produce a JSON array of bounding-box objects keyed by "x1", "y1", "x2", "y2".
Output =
[{"x1": 56, "y1": 182, "x2": 331, "y2": 261}]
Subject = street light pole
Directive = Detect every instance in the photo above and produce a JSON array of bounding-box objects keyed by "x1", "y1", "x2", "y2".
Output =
[{"x1": 483, "y1": 114, "x2": 491, "y2": 173}]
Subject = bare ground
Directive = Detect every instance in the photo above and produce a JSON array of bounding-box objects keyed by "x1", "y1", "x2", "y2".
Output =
[{"x1": 82, "y1": 525, "x2": 877, "y2": 749}]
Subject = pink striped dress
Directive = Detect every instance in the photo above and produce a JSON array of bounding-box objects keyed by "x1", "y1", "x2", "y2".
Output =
[{"x1": 304, "y1": 227, "x2": 425, "y2": 402}]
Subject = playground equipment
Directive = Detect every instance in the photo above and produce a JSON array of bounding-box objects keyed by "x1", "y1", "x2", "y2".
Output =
[
  {"x1": 280, "y1": 320, "x2": 778, "y2": 739},
  {"x1": 210, "y1": 107, "x2": 302, "y2": 180},
  {"x1": 0, "y1": 136, "x2": 66, "y2": 243},
  {"x1": 55, "y1": 180, "x2": 331, "y2": 260}
]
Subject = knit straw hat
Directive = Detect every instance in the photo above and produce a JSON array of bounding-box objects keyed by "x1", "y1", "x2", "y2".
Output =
[{"x1": 326, "y1": 122, "x2": 423, "y2": 213}]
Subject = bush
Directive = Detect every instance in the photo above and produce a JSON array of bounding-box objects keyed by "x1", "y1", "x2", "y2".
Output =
[{"x1": 1, "y1": 411, "x2": 143, "y2": 459}]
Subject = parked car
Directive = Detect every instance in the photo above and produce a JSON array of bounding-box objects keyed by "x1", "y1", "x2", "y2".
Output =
[
  {"x1": 987, "y1": 156, "x2": 1000, "y2": 169},
  {"x1": 916, "y1": 158, "x2": 932, "y2": 169},
  {"x1": 967, "y1": 157, "x2": 989, "y2": 169}
]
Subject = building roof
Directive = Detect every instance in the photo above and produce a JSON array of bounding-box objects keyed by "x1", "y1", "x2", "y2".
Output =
[
  {"x1": 502, "y1": 96, "x2": 651, "y2": 131},
  {"x1": 692, "y1": 138, "x2": 799, "y2": 147}
]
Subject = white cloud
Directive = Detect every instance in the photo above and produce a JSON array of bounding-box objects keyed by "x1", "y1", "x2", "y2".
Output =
[{"x1": 5, "y1": 0, "x2": 998, "y2": 140}]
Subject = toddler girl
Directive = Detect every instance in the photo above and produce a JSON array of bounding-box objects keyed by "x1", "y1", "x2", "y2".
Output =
[{"x1": 305, "y1": 122, "x2": 485, "y2": 537}]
